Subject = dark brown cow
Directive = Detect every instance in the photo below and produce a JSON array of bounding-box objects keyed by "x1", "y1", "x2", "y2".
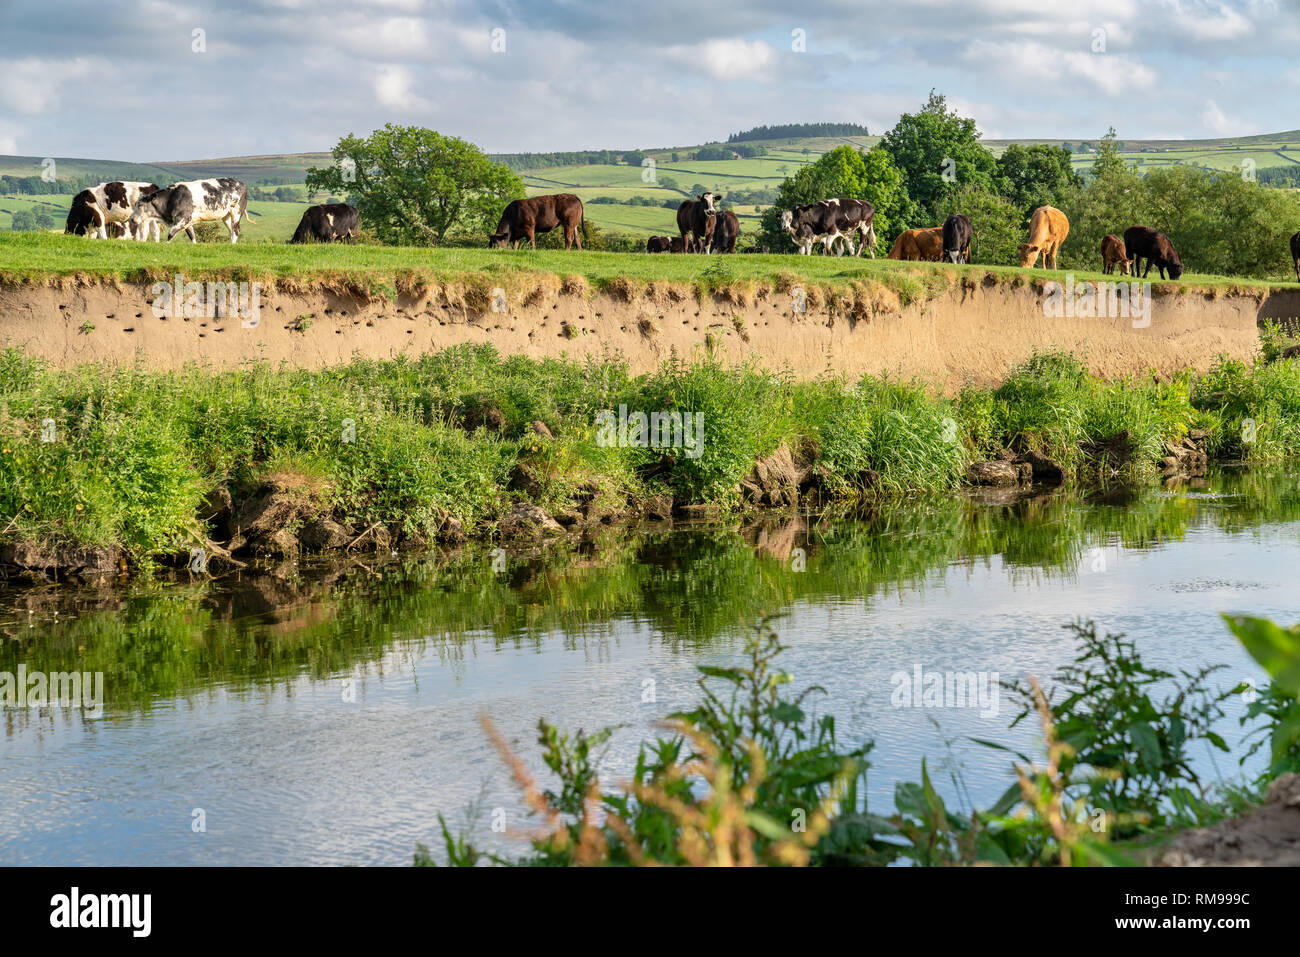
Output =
[
  {"x1": 669, "y1": 236, "x2": 686, "y2": 253},
  {"x1": 712, "y1": 210, "x2": 739, "y2": 254},
  {"x1": 646, "y1": 235, "x2": 673, "y2": 253},
  {"x1": 489, "y1": 193, "x2": 585, "y2": 250},
  {"x1": 1100, "y1": 234, "x2": 1131, "y2": 275},
  {"x1": 1124, "y1": 226, "x2": 1183, "y2": 280},
  {"x1": 676, "y1": 192, "x2": 719, "y2": 253},
  {"x1": 941, "y1": 213, "x2": 972, "y2": 264},
  {"x1": 1291, "y1": 230, "x2": 1300, "y2": 283}
]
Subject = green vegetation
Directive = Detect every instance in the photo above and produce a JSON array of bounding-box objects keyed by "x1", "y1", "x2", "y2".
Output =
[
  {"x1": 305, "y1": 125, "x2": 525, "y2": 245},
  {"x1": 2, "y1": 329, "x2": 1299, "y2": 566},
  {"x1": 418, "y1": 613, "x2": 1300, "y2": 866}
]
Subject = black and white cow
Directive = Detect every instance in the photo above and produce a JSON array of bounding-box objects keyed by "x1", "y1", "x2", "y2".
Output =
[
  {"x1": 290, "y1": 203, "x2": 359, "y2": 244},
  {"x1": 130, "y1": 177, "x2": 253, "y2": 243},
  {"x1": 65, "y1": 181, "x2": 160, "y2": 239},
  {"x1": 780, "y1": 198, "x2": 876, "y2": 257}
]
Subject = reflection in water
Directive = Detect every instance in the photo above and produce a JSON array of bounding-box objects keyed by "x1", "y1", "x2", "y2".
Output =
[{"x1": 1, "y1": 468, "x2": 1298, "y2": 864}]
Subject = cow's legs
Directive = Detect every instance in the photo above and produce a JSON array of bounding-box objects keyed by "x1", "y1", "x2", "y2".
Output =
[{"x1": 225, "y1": 213, "x2": 240, "y2": 243}]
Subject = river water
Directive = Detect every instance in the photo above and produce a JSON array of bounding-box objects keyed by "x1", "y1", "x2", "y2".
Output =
[{"x1": 2, "y1": 467, "x2": 1298, "y2": 865}]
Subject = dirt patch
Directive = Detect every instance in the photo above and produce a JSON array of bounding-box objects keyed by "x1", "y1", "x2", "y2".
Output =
[
  {"x1": 1159, "y1": 773, "x2": 1300, "y2": 866},
  {"x1": 0, "y1": 276, "x2": 1274, "y2": 387}
]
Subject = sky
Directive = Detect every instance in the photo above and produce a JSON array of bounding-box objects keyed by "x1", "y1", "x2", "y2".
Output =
[{"x1": 0, "y1": 0, "x2": 1297, "y2": 162}]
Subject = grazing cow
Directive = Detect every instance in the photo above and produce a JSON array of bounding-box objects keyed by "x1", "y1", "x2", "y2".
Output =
[
  {"x1": 742, "y1": 245, "x2": 770, "y2": 254},
  {"x1": 1100, "y1": 234, "x2": 1131, "y2": 275},
  {"x1": 941, "y1": 213, "x2": 973, "y2": 264},
  {"x1": 646, "y1": 235, "x2": 673, "y2": 253},
  {"x1": 668, "y1": 236, "x2": 687, "y2": 253},
  {"x1": 780, "y1": 198, "x2": 876, "y2": 257},
  {"x1": 1018, "y1": 206, "x2": 1070, "y2": 269},
  {"x1": 489, "y1": 193, "x2": 585, "y2": 250},
  {"x1": 1124, "y1": 226, "x2": 1183, "y2": 280},
  {"x1": 1290, "y1": 230, "x2": 1300, "y2": 283},
  {"x1": 290, "y1": 203, "x2": 359, "y2": 244},
  {"x1": 886, "y1": 227, "x2": 944, "y2": 261},
  {"x1": 676, "y1": 193, "x2": 719, "y2": 253},
  {"x1": 130, "y1": 177, "x2": 252, "y2": 243},
  {"x1": 712, "y1": 210, "x2": 740, "y2": 254},
  {"x1": 65, "y1": 181, "x2": 160, "y2": 239}
]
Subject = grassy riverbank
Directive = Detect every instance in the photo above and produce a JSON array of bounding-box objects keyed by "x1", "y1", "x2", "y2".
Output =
[{"x1": 2, "y1": 341, "x2": 1299, "y2": 571}]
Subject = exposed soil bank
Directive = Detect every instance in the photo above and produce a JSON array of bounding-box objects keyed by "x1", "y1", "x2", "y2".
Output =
[{"x1": 2, "y1": 275, "x2": 1291, "y2": 385}]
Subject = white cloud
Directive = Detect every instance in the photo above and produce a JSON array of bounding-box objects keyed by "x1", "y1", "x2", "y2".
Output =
[
  {"x1": 0, "y1": 57, "x2": 94, "y2": 115},
  {"x1": 963, "y1": 39, "x2": 1155, "y2": 96},
  {"x1": 1199, "y1": 98, "x2": 1248, "y2": 135},
  {"x1": 1156, "y1": 0, "x2": 1255, "y2": 41},
  {"x1": 373, "y1": 64, "x2": 424, "y2": 110},
  {"x1": 667, "y1": 38, "x2": 777, "y2": 81}
]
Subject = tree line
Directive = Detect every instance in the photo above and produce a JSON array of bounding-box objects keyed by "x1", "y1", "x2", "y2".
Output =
[{"x1": 728, "y1": 122, "x2": 870, "y2": 142}]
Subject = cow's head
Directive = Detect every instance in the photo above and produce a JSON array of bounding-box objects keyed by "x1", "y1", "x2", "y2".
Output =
[
  {"x1": 128, "y1": 188, "x2": 168, "y2": 237},
  {"x1": 1166, "y1": 262, "x2": 1183, "y2": 280},
  {"x1": 487, "y1": 230, "x2": 511, "y2": 249},
  {"x1": 1119, "y1": 258, "x2": 1133, "y2": 276},
  {"x1": 780, "y1": 209, "x2": 794, "y2": 234},
  {"x1": 1017, "y1": 243, "x2": 1039, "y2": 269},
  {"x1": 699, "y1": 192, "x2": 719, "y2": 213}
]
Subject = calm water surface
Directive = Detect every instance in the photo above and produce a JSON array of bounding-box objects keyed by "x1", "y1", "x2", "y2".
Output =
[{"x1": 2, "y1": 468, "x2": 1298, "y2": 865}]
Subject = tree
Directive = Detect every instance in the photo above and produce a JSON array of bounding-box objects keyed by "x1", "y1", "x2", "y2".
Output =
[
  {"x1": 757, "y1": 144, "x2": 910, "y2": 252},
  {"x1": 9, "y1": 209, "x2": 37, "y2": 231},
  {"x1": 880, "y1": 91, "x2": 999, "y2": 225},
  {"x1": 1090, "y1": 128, "x2": 1129, "y2": 181},
  {"x1": 305, "y1": 125, "x2": 525, "y2": 246},
  {"x1": 952, "y1": 185, "x2": 1023, "y2": 266},
  {"x1": 995, "y1": 143, "x2": 1082, "y2": 214}
]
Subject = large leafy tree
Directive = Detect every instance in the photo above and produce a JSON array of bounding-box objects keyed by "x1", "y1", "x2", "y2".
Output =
[
  {"x1": 995, "y1": 143, "x2": 1082, "y2": 215},
  {"x1": 880, "y1": 91, "x2": 998, "y2": 226},
  {"x1": 305, "y1": 125, "x2": 525, "y2": 246},
  {"x1": 758, "y1": 144, "x2": 910, "y2": 252}
]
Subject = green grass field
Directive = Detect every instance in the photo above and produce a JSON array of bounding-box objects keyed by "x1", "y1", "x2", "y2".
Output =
[{"x1": 1, "y1": 232, "x2": 1290, "y2": 298}]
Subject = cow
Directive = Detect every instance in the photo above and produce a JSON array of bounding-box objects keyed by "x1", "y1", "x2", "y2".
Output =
[
  {"x1": 1124, "y1": 226, "x2": 1183, "y2": 280},
  {"x1": 489, "y1": 193, "x2": 585, "y2": 250},
  {"x1": 288, "y1": 203, "x2": 358, "y2": 244},
  {"x1": 711, "y1": 210, "x2": 740, "y2": 254},
  {"x1": 941, "y1": 213, "x2": 973, "y2": 264},
  {"x1": 742, "y1": 245, "x2": 770, "y2": 254},
  {"x1": 676, "y1": 193, "x2": 719, "y2": 253},
  {"x1": 1290, "y1": 230, "x2": 1300, "y2": 283},
  {"x1": 1100, "y1": 234, "x2": 1131, "y2": 275},
  {"x1": 64, "y1": 181, "x2": 160, "y2": 239},
  {"x1": 1018, "y1": 206, "x2": 1070, "y2": 269},
  {"x1": 886, "y1": 227, "x2": 944, "y2": 261},
  {"x1": 646, "y1": 235, "x2": 673, "y2": 253},
  {"x1": 130, "y1": 177, "x2": 253, "y2": 243},
  {"x1": 780, "y1": 198, "x2": 876, "y2": 257},
  {"x1": 668, "y1": 236, "x2": 687, "y2": 253}
]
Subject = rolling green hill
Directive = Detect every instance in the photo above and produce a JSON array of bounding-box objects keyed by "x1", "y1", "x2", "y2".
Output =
[{"x1": 5, "y1": 128, "x2": 1300, "y2": 240}]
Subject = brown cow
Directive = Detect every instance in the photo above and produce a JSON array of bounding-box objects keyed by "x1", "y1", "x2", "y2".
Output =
[
  {"x1": 886, "y1": 226, "x2": 943, "y2": 261},
  {"x1": 646, "y1": 235, "x2": 673, "y2": 253},
  {"x1": 1290, "y1": 230, "x2": 1300, "y2": 283},
  {"x1": 489, "y1": 193, "x2": 585, "y2": 250},
  {"x1": 676, "y1": 193, "x2": 719, "y2": 253},
  {"x1": 1018, "y1": 206, "x2": 1069, "y2": 269},
  {"x1": 1100, "y1": 234, "x2": 1131, "y2": 275},
  {"x1": 669, "y1": 236, "x2": 686, "y2": 253}
]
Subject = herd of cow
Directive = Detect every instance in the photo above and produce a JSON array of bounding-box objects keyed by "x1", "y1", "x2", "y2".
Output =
[
  {"x1": 60, "y1": 178, "x2": 1300, "y2": 282},
  {"x1": 64, "y1": 177, "x2": 359, "y2": 244}
]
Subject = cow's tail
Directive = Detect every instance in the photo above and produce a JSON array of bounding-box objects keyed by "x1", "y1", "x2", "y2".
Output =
[
  {"x1": 242, "y1": 208, "x2": 257, "y2": 224},
  {"x1": 580, "y1": 211, "x2": 588, "y2": 243}
]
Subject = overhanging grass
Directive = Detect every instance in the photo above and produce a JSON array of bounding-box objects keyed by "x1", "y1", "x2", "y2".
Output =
[{"x1": 0, "y1": 233, "x2": 1292, "y2": 298}]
